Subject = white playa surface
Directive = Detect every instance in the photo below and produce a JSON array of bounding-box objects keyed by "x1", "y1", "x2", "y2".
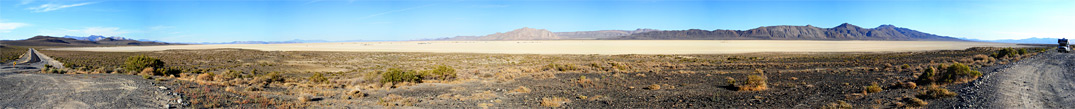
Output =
[{"x1": 49, "y1": 40, "x2": 1029, "y2": 54}]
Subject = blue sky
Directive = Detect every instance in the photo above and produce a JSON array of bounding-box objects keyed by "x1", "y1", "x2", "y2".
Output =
[{"x1": 1, "y1": 0, "x2": 1073, "y2": 42}]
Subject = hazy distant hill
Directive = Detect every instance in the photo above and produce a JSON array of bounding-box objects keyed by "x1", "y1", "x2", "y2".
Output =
[
  {"x1": 437, "y1": 28, "x2": 658, "y2": 40},
  {"x1": 962, "y1": 37, "x2": 1063, "y2": 44},
  {"x1": 63, "y1": 35, "x2": 134, "y2": 41},
  {"x1": 0, "y1": 36, "x2": 175, "y2": 47},
  {"x1": 555, "y1": 29, "x2": 659, "y2": 39},
  {"x1": 603, "y1": 23, "x2": 963, "y2": 41}
]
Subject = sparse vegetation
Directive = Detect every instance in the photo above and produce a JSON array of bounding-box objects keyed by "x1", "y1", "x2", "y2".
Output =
[
  {"x1": 540, "y1": 97, "x2": 570, "y2": 107},
  {"x1": 906, "y1": 97, "x2": 928, "y2": 107},
  {"x1": 381, "y1": 68, "x2": 422, "y2": 84},
  {"x1": 30, "y1": 46, "x2": 1044, "y2": 108},
  {"x1": 309, "y1": 72, "x2": 328, "y2": 84},
  {"x1": 542, "y1": 63, "x2": 580, "y2": 71},
  {"x1": 865, "y1": 83, "x2": 882, "y2": 93},
  {"x1": 821, "y1": 100, "x2": 852, "y2": 109},
  {"x1": 917, "y1": 86, "x2": 957, "y2": 99},
  {"x1": 421, "y1": 65, "x2": 457, "y2": 80},
  {"x1": 736, "y1": 75, "x2": 768, "y2": 91}
]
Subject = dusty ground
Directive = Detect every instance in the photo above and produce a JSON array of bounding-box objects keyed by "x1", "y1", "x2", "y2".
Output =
[
  {"x1": 931, "y1": 51, "x2": 1075, "y2": 108},
  {"x1": 47, "y1": 40, "x2": 1027, "y2": 54},
  {"x1": 0, "y1": 49, "x2": 179, "y2": 108},
  {"x1": 27, "y1": 45, "x2": 1045, "y2": 108}
]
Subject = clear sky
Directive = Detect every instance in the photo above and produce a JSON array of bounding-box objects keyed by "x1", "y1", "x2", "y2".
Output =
[{"x1": 1, "y1": 0, "x2": 1073, "y2": 42}]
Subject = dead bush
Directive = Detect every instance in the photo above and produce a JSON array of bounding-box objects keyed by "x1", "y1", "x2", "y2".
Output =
[
  {"x1": 905, "y1": 97, "x2": 928, "y2": 107},
  {"x1": 509, "y1": 86, "x2": 532, "y2": 94},
  {"x1": 379, "y1": 94, "x2": 418, "y2": 106},
  {"x1": 540, "y1": 97, "x2": 570, "y2": 107},
  {"x1": 917, "y1": 86, "x2": 957, "y2": 99},
  {"x1": 645, "y1": 84, "x2": 661, "y2": 90},
  {"x1": 736, "y1": 75, "x2": 768, "y2": 91},
  {"x1": 196, "y1": 72, "x2": 215, "y2": 81},
  {"x1": 865, "y1": 83, "x2": 882, "y2": 93}
]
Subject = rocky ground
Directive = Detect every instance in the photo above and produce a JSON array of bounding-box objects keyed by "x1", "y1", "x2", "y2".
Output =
[
  {"x1": 0, "y1": 49, "x2": 181, "y2": 108},
  {"x1": 2, "y1": 46, "x2": 1055, "y2": 108},
  {"x1": 933, "y1": 51, "x2": 1075, "y2": 108}
]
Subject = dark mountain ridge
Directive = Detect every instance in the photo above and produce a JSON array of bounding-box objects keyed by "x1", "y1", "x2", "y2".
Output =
[
  {"x1": 0, "y1": 36, "x2": 175, "y2": 47},
  {"x1": 603, "y1": 23, "x2": 963, "y2": 41}
]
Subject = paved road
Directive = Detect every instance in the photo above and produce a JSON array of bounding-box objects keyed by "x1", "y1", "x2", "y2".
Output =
[
  {"x1": 947, "y1": 52, "x2": 1075, "y2": 108},
  {"x1": 0, "y1": 48, "x2": 178, "y2": 108}
]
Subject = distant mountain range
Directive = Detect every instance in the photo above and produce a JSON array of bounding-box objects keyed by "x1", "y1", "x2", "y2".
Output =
[
  {"x1": 604, "y1": 23, "x2": 962, "y2": 41},
  {"x1": 434, "y1": 28, "x2": 660, "y2": 40},
  {"x1": 1, "y1": 36, "x2": 175, "y2": 47},
  {"x1": 962, "y1": 37, "x2": 1065, "y2": 44},
  {"x1": 434, "y1": 23, "x2": 962, "y2": 41}
]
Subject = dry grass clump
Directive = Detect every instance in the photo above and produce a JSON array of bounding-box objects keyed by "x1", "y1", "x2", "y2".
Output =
[
  {"x1": 540, "y1": 97, "x2": 571, "y2": 107},
  {"x1": 821, "y1": 100, "x2": 852, "y2": 109},
  {"x1": 894, "y1": 82, "x2": 917, "y2": 89},
  {"x1": 917, "y1": 86, "x2": 957, "y2": 99},
  {"x1": 509, "y1": 86, "x2": 532, "y2": 94},
  {"x1": 735, "y1": 75, "x2": 768, "y2": 91},
  {"x1": 905, "y1": 97, "x2": 928, "y2": 107},
  {"x1": 645, "y1": 84, "x2": 661, "y2": 90},
  {"x1": 197, "y1": 72, "x2": 215, "y2": 81},
  {"x1": 865, "y1": 83, "x2": 882, "y2": 93},
  {"x1": 379, "y1": 94, "x2": 418, "y2": 106}
]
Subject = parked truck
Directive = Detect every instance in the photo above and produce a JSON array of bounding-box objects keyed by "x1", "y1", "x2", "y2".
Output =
[{"x1": 1060, "y1": 38, "x2": 1070, "y2": 53}]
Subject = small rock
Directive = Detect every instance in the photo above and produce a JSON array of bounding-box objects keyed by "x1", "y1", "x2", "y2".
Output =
[{"x1": 158, "y1": 86, "x2": 168, "y2": 90}]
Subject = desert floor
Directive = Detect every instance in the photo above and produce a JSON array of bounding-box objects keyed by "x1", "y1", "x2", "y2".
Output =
[{"x1": 49, "y1": 40, "x2": 1028, "y2": 54}]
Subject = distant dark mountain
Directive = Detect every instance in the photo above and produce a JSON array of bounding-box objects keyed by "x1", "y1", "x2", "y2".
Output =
[
  {"x1": 602, "y1": 23, "x2": 963, "y2": 41},
  {"x1": 963, "y1": 37, "x2": 1063, "y2": 44},
  {"x1": 1, "y1": 36, "x2": 175, "y2": 47}
]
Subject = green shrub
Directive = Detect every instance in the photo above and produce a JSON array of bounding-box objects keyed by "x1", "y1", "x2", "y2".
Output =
[
  {"x1": 992, "y1": 48, "x2": 1018, "y2": 58},
  {"x1": 916, "y1": 67, "x2": 937, "y2": 84},
  {"x1": 309, "y1": 72, "x2": 328, "y2": 84},
  {"x1": 1017, "y1": 48, "x2": 1028, "y2": 55},
  {"x1": 917, "y1": 63, "x2": 981, "y2": 84},
  {"x1": 940, "y1": 63, "x2": 981, "y2": 83},
  {"x1": 265, "y1": 72, "x2": 284, "y2": 83},
  {"x1": 220, "y1": 70, "x2": 242, "y2": 81},
  {"x1": 155, "y1": 67, "x2": 182, "y2": 76},
  {"x1": 422, "y1": 65, "x2": 457, "y2": 80},
  {"x1": 381, "y1": 68, "x2": 422, "y2": 84},
  {"x1": 124, "y1": 55, "x2": 163, "y2": 72}
]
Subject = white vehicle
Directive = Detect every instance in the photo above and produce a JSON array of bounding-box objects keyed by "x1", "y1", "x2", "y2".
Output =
[{"x1": 1060, "y1": 38, "x2": 1070, "y2": 53}]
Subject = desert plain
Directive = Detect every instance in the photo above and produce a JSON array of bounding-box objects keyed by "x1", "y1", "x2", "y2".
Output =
[
  {"x1": 49, "y1": 40, "x2": 1027, "y2": 54},
  {"x1": 1, "y1": 40, "x2": 1055, "y2": 108}
]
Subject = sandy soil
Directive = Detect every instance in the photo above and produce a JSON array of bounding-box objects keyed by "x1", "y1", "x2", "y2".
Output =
[{"x1": 48, "y1": 40, "x2": 1027, "y2": 54}]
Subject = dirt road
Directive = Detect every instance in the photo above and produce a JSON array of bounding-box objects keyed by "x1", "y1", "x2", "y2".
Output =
[
  {"x1": 0, "y1": 48, "x2": 178, "y2": 108},
  {"x1": 937, "y1": 52, "x2": 1075, "y2": 108}
]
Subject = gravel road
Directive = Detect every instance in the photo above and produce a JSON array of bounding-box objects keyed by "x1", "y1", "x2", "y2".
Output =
[
  {"x1": 0, "y1": 48, "x2": 179, "y2": 108},
  {"x1": 937, "y1": 52, "x2": 1075, "y2": 108}
]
